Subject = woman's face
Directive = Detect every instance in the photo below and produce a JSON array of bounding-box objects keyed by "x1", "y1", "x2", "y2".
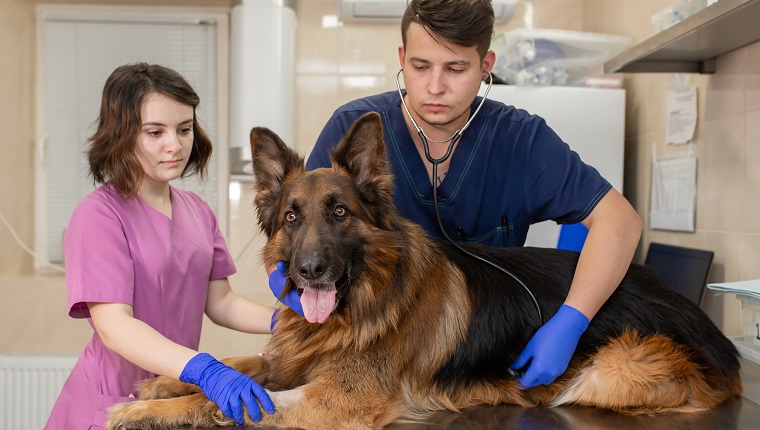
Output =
[{"x1": 135, "y1": 92, "x2": 194, "y2": 188}]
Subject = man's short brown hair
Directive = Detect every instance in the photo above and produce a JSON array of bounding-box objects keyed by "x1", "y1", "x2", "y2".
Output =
[{"x1": 401, "y1": 0, "x2": 495, "y2": 60}]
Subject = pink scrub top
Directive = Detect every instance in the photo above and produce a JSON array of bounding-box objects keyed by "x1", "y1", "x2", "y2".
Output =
[{"x1": 44, "y1": 183, "x2": 236, "y2": 430}]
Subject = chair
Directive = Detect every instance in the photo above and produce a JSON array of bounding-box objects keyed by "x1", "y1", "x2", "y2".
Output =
[{"x1": 644, "y1": 242, "x2": 714, "y2": 306}]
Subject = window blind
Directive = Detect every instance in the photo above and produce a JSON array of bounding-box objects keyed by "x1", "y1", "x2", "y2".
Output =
[{"x1": 42, "y1": 16, "x2": 220, "y2": 263}]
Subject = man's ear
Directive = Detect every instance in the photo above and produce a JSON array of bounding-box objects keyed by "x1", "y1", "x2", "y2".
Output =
[
  {"x1": 398, "y1": 45, "x2": 406, "y2": 68},
  {"x1": 482, "y1": 50, "x2": 496, "y2": 74}
]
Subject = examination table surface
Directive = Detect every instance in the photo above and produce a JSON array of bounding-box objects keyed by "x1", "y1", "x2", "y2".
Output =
[{"x1": 169, "y1": 356, "x2": 760, "y2": 429}]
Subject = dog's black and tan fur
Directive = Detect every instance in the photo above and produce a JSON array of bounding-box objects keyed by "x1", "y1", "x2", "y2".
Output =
[{"x1": 107, "y1": 112, "x2": 741, "y2": 430}]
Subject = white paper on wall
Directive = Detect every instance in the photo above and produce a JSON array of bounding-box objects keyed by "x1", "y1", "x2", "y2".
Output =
[
  {"x1": 665, "y1": 86, "x2": 697, "y2": 145},
  {"x1": 650, "y1": 153, "x2": 697, "y2": 232}
]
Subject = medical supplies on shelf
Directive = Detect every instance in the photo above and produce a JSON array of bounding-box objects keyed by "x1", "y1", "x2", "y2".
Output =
[
  {"x1": 491, "y1": 28, "x2": 630, "y2": 86},
  {"x1": 651, "y1": 0, "x2": 720, "y2": 32}
]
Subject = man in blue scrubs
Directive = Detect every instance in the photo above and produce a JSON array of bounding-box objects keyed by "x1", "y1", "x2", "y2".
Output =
[{"x1": 274, "y1": 0, "x2": 642, "y2": 389}]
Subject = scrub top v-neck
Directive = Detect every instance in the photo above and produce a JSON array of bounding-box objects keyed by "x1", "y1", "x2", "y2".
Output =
[{"x1": 386, "y1": 106, "x2": 479, "y2": 205}]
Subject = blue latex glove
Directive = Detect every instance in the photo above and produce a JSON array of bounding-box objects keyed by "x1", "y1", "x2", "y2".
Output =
[
  {"x1": 270, "y1": 309, "x2": 280, "y2": 333},
  {"x1": 510, "y1": 304, "x2": 590, "y2": 389},
  {"x1": 179, "y1": 353, "x2": 275, "y2": 424},
  {"x1": 269, "y1": 261, "x2": 304, "y2": 316}
]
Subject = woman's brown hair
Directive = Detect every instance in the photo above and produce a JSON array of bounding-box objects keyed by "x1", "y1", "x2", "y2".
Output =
[
  {"x1": 401, "y1": 0, "x2": 495, "y2": 60},
  {"x1": 87, "y1": 63, "x2": 213, "y2": 198}
]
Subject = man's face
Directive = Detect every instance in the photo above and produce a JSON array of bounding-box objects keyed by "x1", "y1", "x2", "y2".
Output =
[{"x1": 398, "y1": 22, "x2": 495, "y2": 131}]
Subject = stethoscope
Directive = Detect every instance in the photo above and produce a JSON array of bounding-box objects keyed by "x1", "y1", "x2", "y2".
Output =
[
  {"x1": 395, "y1": 67, "x2": 543, "y2": 325},
  {"x1": 396, "y1": 67, "x2": 492, "y2": 165}
]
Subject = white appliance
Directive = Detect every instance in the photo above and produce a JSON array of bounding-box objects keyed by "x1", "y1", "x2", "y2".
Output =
[
  {"x1": 337, "y1": 0, "x2": 517, "y2": 24},
  {"x1": 481, "y1": 84, "x2": 626, "y2": 248},
  {"x1": 229, "y1": 0, "x2": 296, "y2": 174}
]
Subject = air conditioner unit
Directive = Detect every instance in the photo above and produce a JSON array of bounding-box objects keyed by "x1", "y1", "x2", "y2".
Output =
[{"x1": 337, "y1": 0, "x2": 516, "y2": 24}]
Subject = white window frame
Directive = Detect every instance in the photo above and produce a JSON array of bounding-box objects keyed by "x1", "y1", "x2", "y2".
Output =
[{"x1": 34, "y1": 4, "x2": 230, "y2": 271}]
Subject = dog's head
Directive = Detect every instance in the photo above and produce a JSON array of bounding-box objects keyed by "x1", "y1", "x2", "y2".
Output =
[{"x1": 250, "y1": 112, "x2": 401, "y2": 324}]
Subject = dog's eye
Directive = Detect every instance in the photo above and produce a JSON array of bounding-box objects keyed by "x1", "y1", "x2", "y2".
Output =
[
  {"x1": 285, "y1": 211, "x2": 296, "y2": 223},
  {"x1": 335, "y1": 206, "x2": 347, "y2": 217}
]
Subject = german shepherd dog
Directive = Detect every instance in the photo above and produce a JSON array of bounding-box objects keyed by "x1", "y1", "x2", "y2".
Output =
[{"x1": 107, "y1": 112, "x2": 741, "y2": 430}]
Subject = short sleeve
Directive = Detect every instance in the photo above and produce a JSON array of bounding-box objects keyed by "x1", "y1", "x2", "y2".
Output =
[
  {"x1": 209, "y1": 210, "x2": 236, "y2": 281},
  {"x1": 64, "y1": 195, "x2": 135, "y2": 318},
  {"x1": 523, "y1": 119, "x2": 611, "y2": 224}
]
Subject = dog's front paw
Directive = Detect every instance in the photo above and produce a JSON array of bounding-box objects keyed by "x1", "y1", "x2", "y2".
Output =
[
  {"x1": 107, "y1": 394, "x2": 224, "y2": 430},
  {"x1": 137, "y1": 375, "x2": 200, "y2": 400},
  {"x1": 106, "y1": 400, "x2": 162, "y2": 430}
]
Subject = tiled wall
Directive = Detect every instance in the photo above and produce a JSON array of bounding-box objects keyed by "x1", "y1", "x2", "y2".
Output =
[
  {"x1": 585, "y1": 0, "x2": 760, "y2": 336},
  {"x1": 1, "y1": 0, "x2": 758, "y2": 357}
]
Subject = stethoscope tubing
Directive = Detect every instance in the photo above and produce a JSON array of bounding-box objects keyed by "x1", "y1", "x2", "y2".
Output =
[
  {"x1": 395, "y1": 67, "x2": 493, "y2": 165},
  {"x1": 395, "y1": 67, "x2": 543, "y2": 326}
]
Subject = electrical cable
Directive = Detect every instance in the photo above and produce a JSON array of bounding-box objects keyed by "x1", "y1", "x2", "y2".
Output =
[{"x1": 0, "y1": 207, "x2": 66, "y2": 272}]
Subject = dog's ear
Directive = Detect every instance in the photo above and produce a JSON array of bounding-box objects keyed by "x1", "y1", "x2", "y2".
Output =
[
  {"x1": 330, "y1": 112, "x2": 396, "y2": 227},
  {"x1": 250, "y1": 127, "x2": 305, "y2": 237}
]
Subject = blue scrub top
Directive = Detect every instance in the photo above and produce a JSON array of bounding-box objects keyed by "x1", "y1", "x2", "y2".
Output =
[{"x1": 306, "y1": 90, "x2": 611, "y2": 248}]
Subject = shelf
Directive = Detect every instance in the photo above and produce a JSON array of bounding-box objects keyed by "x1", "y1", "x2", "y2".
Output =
[{"x1": 604, "y1": 0, "x2": 760, "y2": 74}]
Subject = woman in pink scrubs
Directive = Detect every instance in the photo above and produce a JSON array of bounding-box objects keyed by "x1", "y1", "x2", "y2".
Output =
[{"x1": 45, "y1": 63, "x2": 275, "y2": 429}]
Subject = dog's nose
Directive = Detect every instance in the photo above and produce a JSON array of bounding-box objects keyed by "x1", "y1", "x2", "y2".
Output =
[{"x1": 299, "y1": 256, "x2": 325, "y2": 280}]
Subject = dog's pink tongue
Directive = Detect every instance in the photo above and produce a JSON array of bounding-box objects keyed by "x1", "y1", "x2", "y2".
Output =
[{"x1": 300, "y1": 283, "x2": 337, "y2": 324}]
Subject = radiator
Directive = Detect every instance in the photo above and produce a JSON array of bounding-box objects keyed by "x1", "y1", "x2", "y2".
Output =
[{"x1": 0, "y1": 353, "x2": 78, "y2": 430}]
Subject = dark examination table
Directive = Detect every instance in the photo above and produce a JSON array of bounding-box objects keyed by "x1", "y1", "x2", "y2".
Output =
[{"x1": 175, "y1": 357, "x2": 760, "y2": 430}]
